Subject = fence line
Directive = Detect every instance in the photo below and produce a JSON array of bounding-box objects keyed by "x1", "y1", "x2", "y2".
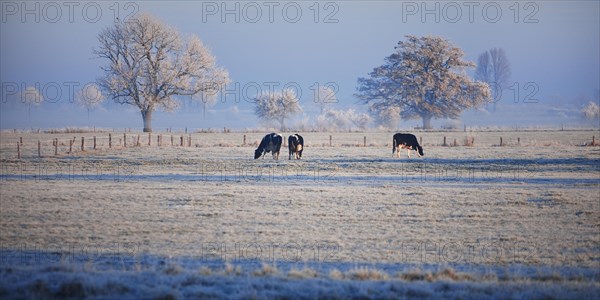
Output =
[
  {"x1": 5, "y1": 133, "x2": 598, "y2": 159},
  {"x1": 7, "y1": 133, "x2": 199, "y2": 159}
]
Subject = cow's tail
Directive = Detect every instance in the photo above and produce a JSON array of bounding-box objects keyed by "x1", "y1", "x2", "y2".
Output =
[{"x1": 392, "y1": 137, "x2": 396, "y2": 154}]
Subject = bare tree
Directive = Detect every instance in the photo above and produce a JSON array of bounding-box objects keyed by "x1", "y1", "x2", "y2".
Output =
[
  {"x1": 474, "y1": 52, "x2": 491, "y2": 83},
  {"x1": 357, "y1": 35, "x2": 490, "y2": 129},
  {"x1": 253, "y1": 89, "x2": 302, "y2": 131},
  {"x1": 95, "y1": 13, "x2": 230, "y2": 132},
  {"x1": 475, "y1": 48, "x2": 511, "y2": 111},
  {"x1": 75, "y1": 84, "x2": 106, "y2": 123},
  {"x1": 20, "y1": 86, "x2": 43, "y2": 122}
]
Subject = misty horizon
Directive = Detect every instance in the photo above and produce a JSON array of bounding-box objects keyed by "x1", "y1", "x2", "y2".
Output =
[{"x1": 1, "y1": 1, "x2": 599, "y2": 130}]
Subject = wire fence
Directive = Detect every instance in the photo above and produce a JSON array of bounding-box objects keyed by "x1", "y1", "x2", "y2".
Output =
[{"x1": 1, "y1": 131, "x2": 598, "y2": 160}]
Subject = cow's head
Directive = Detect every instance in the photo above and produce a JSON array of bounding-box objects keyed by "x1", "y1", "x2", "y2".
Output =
[{"x1": 254, "y1": 148, "x2": 262, "y2": 159}]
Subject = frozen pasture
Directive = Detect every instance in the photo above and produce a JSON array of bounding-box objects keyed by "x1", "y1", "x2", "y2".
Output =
[{"x1": 0, "y1": 130, "x2": 599, "y2": 299}]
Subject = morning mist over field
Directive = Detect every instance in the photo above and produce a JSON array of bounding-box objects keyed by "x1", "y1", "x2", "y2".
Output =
[{"x1": 1, "y1": 1, "x2": 599, "y2": 131}]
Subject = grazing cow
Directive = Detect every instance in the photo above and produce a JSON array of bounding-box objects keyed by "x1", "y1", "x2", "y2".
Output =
[
  {"x1": 254, "y1": 133, "x2": 283, "y2": 159},
  {"x1": 288, "y1": 134, "x2": 304, "y2": 160},
  {"x1": 392, "y1": 133, "x2": 424, "y2": 158}
]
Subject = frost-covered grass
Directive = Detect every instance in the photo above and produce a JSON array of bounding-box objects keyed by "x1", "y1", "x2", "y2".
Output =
[
  {"x1": 1, "y1": 253, "x2": 599, "y2": 300},
  {"x1": 0, "y1": 130, "x2": 599, "y2": 298}
]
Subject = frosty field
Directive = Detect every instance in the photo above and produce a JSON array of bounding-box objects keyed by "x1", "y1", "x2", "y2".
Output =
[{"x1": 1, "y1": 130, "x2": 599, "y2": 299}]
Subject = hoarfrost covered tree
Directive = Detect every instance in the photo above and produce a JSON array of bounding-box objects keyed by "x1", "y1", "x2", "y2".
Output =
[
  {"x1": 349, "y1": 110, "x2": 371, "y2": 130},
  {"x1": 370, "y1": 105, "x2": 401, "y2": 129},
  {"x1": 356, "y1": 35, "x2": 490, "y2": 129},
  {"x1": 582, "y1": 101, "x2": 600, "y2": 121},
  {"x1": 95, "y1": 13, "x2": 230, "y2": 132},
  {"x1": 475, "y1": 48, "x2": 511, "y2": 110},
  {"x1": 75, "y1": 84, "x2": 106, "y2": 122},
  {"x1": 253, "y1": 89, "x2": 302, "y2": 130},
  {"x1": 318, "y1": 108, "x2": 371, "y2": 131},
  {"x1": 324, "y1": 109, "x2": 350, "y2": 130}
]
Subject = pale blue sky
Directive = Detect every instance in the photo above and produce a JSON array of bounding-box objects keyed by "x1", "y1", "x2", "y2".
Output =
[{"x1": 1, "y1": 1, "x2": 599, "y2": 130}]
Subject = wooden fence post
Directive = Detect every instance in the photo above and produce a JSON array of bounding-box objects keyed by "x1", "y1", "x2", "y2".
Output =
[
  {"x1": 517, "y1": 137, "x2": 520, "y2": 145},
  {"x1": 109, "y1": 133, "x2": 112, "y2": 148},
  {"x1": 81, "y1": 137, "x2": 85, "y2": 151},
  {"x1": 420, "y1": 136, "x2": 422, "y2": 145},
  {"x1": 93, "y1": 136, "x2": 96, "y2": 150},
  {"x1": 188, "y1": 134, "x2": 192, "y2": 147},
  {"x1": 38, "y1": 140, "x2": 41, "y2": 157},
  {"x1": 243, "y1": 134, "x2": 246, "y2": 146},
  {"x1": 363, "y1": 136, "x2": 367, "y2": 147},
  {"x1": 124, "y1": 133, "x2": 127, "y2": 148},
  {"x1": 69, "y1": 139, "x2": 73, "y2": 153},
  {"x1": 500, "y1": 137, "x2": 503, "y2": 146},
  {"x1": 171, "y1": 135, "x2": 174, "y2": 146},
  {"x1": 180, "y1": 136, "x2": 184, "y2": 146},
  {"x1": 443, "y1": 136, "x2": 447, "y2": 146},
  {"x1": 593, "y1": 136, "x2": 595, "y2": 145},
  {"x1": 148, "y1": 133, "x2": 151, "y2": 146},
  {"x1": 329, "y1": 135, "x2": 332, "y2": 147},
  {"x1": 20, "y1": 137, "x2": 23, "y2": 145},
  {"x1": 54, "y1": 139, "x2": 58, "y2": 155},
  {"x1": 17, "y1": 142, "x2": 20, "y2": 159}
]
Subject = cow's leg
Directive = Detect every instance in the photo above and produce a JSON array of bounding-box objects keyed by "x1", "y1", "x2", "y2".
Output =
[{"x1": 407, "y1": 149, "x2": 411, "y2": 158}]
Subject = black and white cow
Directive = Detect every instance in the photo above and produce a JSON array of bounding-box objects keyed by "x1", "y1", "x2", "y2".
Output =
[
  {"x1": 288, "y1": 134, "x2": 304, "y2": 160},
  {"x1": 254, "y1": 133, "x2": 283, "y2": 159},
  {"x1": 392, "y1": 133, "x2": 424, "y2": 158}
]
